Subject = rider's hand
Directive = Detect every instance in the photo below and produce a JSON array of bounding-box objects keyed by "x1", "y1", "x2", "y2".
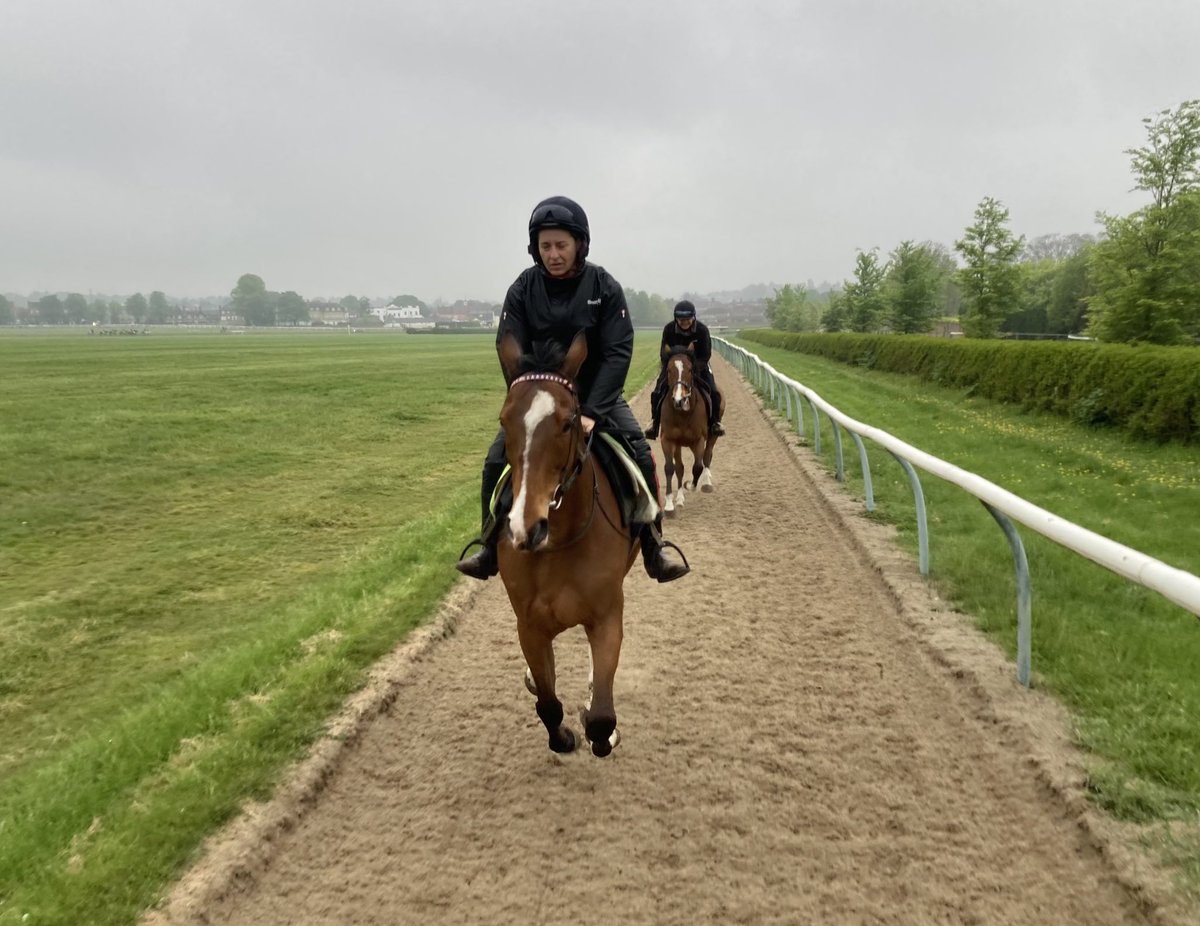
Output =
[{"x1": 581, "y1": 415, "x2": 595, "y2": 435}]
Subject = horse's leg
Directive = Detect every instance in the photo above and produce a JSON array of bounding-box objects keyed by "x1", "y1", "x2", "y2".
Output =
[
  {"x1": 581, "y1": 615, "x2": 622, "y2": 758},
  {"x1": 690, "y1": 439, "x2": 705, "y2": 490},
  {"x1": 662, "y1": 439, "x2": 677, "y2": 515},
  {"x1": 671, "y1": 444, "x2": 687, "y2": 504},
  {"x1": 517, "y1": 621, "x2": 576, "y2": 754}
]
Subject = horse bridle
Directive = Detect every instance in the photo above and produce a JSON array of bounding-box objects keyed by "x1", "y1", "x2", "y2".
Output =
[{"x1": 507, "y1": 373, "x2": 599, "y2": 547}]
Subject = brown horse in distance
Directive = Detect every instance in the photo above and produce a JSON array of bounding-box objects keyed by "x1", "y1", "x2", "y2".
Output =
[
  {"x1": 494, "y1": 331, "x2": 638, "y2": 757},
  {"x1": 657, "y1": 344, "x2": 722, "y2": 515}
]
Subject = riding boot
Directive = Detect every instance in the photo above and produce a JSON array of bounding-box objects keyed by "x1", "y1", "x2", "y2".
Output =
[
  {"x1": 639, "y1": 514, "x2": 690, "y2": 583},
  {"x1": 643, "y1": 416, "x2": 660, "y2": 440},
  {"x1": 455, "y1": 457, "x2": 507, "y2": 580},
  {"x1": 710, "y1": 417, "x2": 725, "y2": 437},
  {"x1": 643, "y1": 382, "x2": 664, "y2": 439}
]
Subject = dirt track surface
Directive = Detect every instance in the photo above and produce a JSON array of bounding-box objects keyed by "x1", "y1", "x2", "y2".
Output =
[{"x1": 146, "y1": 356, "x2": 1183, "y2": 926}]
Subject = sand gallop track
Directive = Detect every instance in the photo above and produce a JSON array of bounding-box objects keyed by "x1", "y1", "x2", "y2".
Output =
[{"x1": 148, "y1": 356, "x2": 1172, "y2": 926}]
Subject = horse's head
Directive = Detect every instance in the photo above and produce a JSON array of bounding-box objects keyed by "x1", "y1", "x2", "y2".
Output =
[
  {"x1": 498, "y1": 331, "x2": 589, "y2": 552},
  {"x1": 665, "y1": 344, "x2": 696, "y2": 413}
]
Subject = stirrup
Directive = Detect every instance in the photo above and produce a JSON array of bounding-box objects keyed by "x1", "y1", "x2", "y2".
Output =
[
  {"x1": 710, "y1": 421, "x2": 725, "y2": 437},
  {"x1": 643, "y1": 423, "x2": 659, "y2": 439}
]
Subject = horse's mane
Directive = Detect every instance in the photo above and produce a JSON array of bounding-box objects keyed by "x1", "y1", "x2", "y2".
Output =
[{"x1": 516, "y1": 338, "x2": 571, "y2": 376}]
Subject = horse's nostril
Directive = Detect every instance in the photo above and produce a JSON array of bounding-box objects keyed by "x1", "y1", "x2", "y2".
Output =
[{"x1": 529, "y1": 518, "x2": 549, "y2": 549}]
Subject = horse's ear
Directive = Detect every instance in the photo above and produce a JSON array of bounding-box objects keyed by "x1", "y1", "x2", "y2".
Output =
[
  {"x1": 498, "y1": 332, "x2": 523, "y2": 381},
  {"x1": 661, "y1": 343, "x2": 671, "y2": 359},
  {"x1": 560, "y1": 331, "x2": 588, "y2": 381},
  {"x1": 687, "y1": 341, "x2": 696, "y2": 354}
]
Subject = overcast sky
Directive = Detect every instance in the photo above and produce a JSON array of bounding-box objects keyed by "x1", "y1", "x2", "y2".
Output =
[{"x1": 3, "y1": 1, "x2": 1198, "y2": 303}]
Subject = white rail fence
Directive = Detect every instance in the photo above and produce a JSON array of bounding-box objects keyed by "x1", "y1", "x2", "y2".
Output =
[{"x1": 718, "y1": 339, "x2": 1200, "y2": 687}]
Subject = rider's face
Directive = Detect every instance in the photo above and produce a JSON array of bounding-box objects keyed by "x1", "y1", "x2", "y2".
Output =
[
  {"x1": 537, "y1": 229, "x2": 579, "y2": 278},
  {"x1": 676, "y1": 316, "x2": 695, "y2": 330}
]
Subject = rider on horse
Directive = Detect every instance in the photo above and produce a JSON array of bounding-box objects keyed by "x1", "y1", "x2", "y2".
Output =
[
  {"x1": 455, "y1": 196, "x2": 690, "y2": 584},
  {"x1": 643, "y1": 300, "x2": 725, "y2": 440}
]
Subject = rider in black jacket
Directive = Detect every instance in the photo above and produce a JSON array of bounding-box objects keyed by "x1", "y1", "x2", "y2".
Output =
[
  {"x1": 643, "y1": 300, "x2": 725, "y2": 440},
  {"x1": 455, "y1": 196, "x2": 689, "y2": 583}
]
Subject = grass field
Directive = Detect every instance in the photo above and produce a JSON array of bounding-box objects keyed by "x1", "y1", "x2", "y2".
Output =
[
  {"x1": 0, "y1": 329, "x2": 660, "y2": 926},
  {"x1": 729, "y1": 335, "x2": 1200, "y2": 898}
]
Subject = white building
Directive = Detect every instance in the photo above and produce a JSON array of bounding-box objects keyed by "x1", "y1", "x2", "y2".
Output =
[{"x1": 371, "y1": 304, "x2": 434, "y2": 329}]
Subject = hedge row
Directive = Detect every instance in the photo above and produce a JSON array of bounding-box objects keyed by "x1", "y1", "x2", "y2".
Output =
[{"x1": 739, "y1": 329, "x2": 1200, "y2": 445}]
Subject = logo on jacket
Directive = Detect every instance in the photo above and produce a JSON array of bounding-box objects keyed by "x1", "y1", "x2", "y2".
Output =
[{"x1": 587, "y1": 298, "x2": 602, "y2": 305}]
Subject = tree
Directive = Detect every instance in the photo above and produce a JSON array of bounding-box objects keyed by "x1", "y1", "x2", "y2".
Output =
[
  {"x1": 148, "y1": 291, "x2": 171, "y2": 323},
  {"x1": 1087, "y1": 100, "x2": 1200, "y2": 344},
  {"x1": 884, "y1": 241, "x2": 942, "y2": 334},
  {"x1": 1047, "y1": 249, "x2": 1094, "y2": 335},
  {"x1": 819, "y1": 289, "x2": 848, "y2": 332},
  {"x1": 339, "y1": 294, "x2": 361, "y2": 314},
  {"x1": 955, "y1": 196, "x2": 1025, "y2": 338},
  {"x1": 0, "y1": 294, "x2": 14, "y2": 325},
  {"x1": 89, "y1": 297, "x2": 110, "y2": 323},
  {"x1": 765, "y1": 284, "x2": 818, "y2": 331},
  {"x1": 232, "y1": 274, "x2": 276, "y2": 326},
  {"x1": 125, "y1": 292, "x2": 148, "y2": 323},
  {"x1": 37, "y1": 294, "x2": 65, "y2": 324},
  {"x1": 61, "y1": 293, "x2": 88, "y2": 324},
  {"x1": 277, "y1": 290, "x2": 309, "y2": 326},
  {"x1": 842, "y1": 249, "x2": 888, "y2": 332}
]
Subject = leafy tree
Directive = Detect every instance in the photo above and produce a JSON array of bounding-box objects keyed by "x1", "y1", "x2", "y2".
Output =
[
  {"x1": 1022, "y1": 233, "x2": 1097, "y2": 262},
  {"x1": 125, "y1": 292, "x2": 148, "y2": 323},
  {"x1": 843, "y1": 249, "x2": 888, "y2": 332},
  {"x1": 277, "y1": 290, "x2": 309, "y2": 326},
  {"x1": 820, "y1": 289, "x2": 848, "y2": 332},
  {"x1": 89, "y1": 297, "x2": 110, "y2": 323},
  {"x1": 62, "y1": 293, "x2": 88, "y2": 324},
  {"x1": 955, "y1": 196, "x2": 1025, "y2": 338},
  {"x1": 148, "y1": 291, "x2": 171, "y2": 323},
  {"x1": 108, "y1": 299, "x2": 124, "y2": 323},
  {"x1": 884, "y1": 241, "x2": 941, "y2": 334},
  {"x1": 339, "y1": 294, "x2": 361, "y2": 314},
  {"x1": 1046, "y1": 249, "x2": 1094, "y2": 335},
  {"x1": 37, "y1": 294, "x2": 66, "y2": 324},
  {"x1": 1088, "y1": 99, "x2": 1200, "y2": 344},
  {"x1": 0, "y1": 294, "x2": 14, "y2": 325},
  {"x1": 232, "y1": 274, "x2": 276, "y2": 326},
  {"x1": 765, "y1": 284, "x2": 818, "y2": 331}
]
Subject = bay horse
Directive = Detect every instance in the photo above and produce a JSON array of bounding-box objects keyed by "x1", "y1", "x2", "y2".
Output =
[
  {"x1": 657, "y1": 344, "x2": 722, "y2": 515},
  {"x1": 495, "y1": 330, "x2": 638, "y2": 757}
]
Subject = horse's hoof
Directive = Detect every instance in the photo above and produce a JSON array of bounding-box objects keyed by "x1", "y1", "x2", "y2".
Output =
[
  {"x1": 701, "y1": 484, "x2": 714, "y2": 493},
  {"x1": 591, "y1": 728, "x2": 620, "y2": 758},
  {"x1": 523, "y1": 668, "x2": 537, "y2": 696},
  {"x1": 550, "y1": 726, "x2": 576, "y2": 754},
  {"x1": 665, "y1": 508, "x2": 677, "y2": 518}
]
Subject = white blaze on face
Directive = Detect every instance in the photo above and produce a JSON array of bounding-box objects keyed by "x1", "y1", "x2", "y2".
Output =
[
  {"x1": 672, "y1": 358, "x2": 686, "y2": 406},
  {"x1": 508, "y1": 389, "x2": 556, "y2": 544}
]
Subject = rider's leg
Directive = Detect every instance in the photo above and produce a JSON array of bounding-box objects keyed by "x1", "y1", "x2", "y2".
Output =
[
  {"x1": 455, "y1": 430, "x2": 508, "y2": 580},
  {"x1": 704, "y1": 368, "x2": 725, "y2": 436},
  {"x1": 643, "y1": 369, "x2": 667, "y2": 439},
  {"x1": 610, "y1": 403, "x2": 689, "y2": 583}
]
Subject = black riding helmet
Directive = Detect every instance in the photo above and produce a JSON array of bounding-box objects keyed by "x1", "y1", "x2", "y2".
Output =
[
  {"x1": 674, "y1": 299, "x2": 697, "y2": 320},
  {"x1": 528, "y1": 196, "x2": 590, "y2": 266}
]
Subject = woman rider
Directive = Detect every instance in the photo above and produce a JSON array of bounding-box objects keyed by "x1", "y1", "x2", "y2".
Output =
[
  {"x1": 643, "y1": 299, "x2": 725, "y2": 440},
  {"x1": 455, "y1": 195, "x2": 690, "y2": 583}
]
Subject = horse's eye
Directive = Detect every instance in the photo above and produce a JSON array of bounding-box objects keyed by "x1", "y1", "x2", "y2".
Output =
[{"x1": 562, "y1": 421, "x2": 572, "y2": 433}]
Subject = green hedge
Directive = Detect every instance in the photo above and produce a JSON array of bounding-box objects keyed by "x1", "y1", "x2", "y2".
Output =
[{"x1": 739, "y1": 330, "x2": 1200, "y2": 444}]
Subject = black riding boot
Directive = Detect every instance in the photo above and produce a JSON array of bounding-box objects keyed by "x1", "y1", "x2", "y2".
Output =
[
  {"x1": 639, "y1": 514, "x2": 690, "y2": 582},
  {"x1": 629, "y1": 438, "x2": 689, "y2": 582},
  {"x1": 643, "y1": 381, "x2": 664, "y2": 439},
  {"x1": 455, "y1": 457, "x2": 507, "y2": 580},
  {"x1": 643, "y1": 415, "x2": 660, "y2": 440}
]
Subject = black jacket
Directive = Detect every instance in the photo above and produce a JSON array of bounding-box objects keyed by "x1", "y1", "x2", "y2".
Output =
[
  {"x1": 496, "y1": 263, "x2": 632, "y2": 422},
  {"x1": 658, "y1": 319, "x2": 713, "y2": 370}
]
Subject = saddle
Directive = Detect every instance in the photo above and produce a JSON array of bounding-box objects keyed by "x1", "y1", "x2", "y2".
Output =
[{"x1": 487, "y1": 431, "x2": 659, "y2": 529}]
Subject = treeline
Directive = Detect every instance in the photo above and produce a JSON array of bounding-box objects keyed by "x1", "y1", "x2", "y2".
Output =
[{"x1": 767, "y1": 98, "x2": 1200, "y2": 346}]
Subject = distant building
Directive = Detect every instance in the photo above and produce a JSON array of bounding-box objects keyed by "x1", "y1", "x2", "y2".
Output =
[{"x1": 374, "y1": 303, "x2": 434, "y2": 329}]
